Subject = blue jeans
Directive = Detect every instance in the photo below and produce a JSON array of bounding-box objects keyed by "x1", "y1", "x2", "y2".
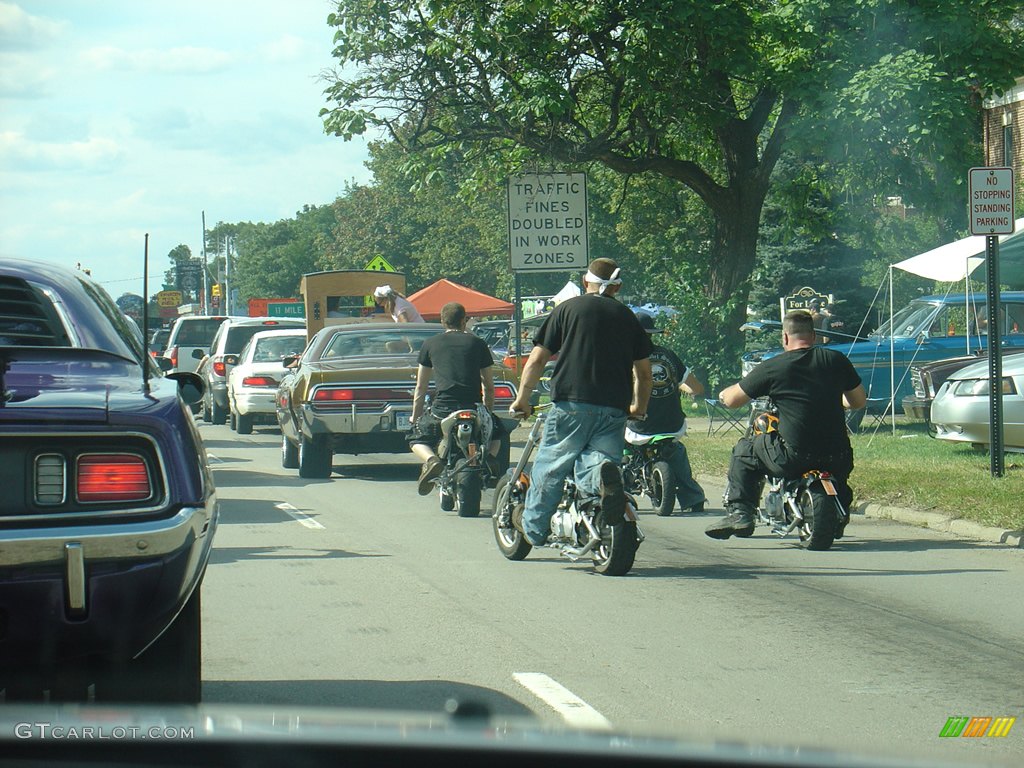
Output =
[
  {"x1": 522, "y1": 402, "x2": 628, "y2": 546},
  {"x1": 666, "y1": 442, "x2": 706, "y2": 510}
]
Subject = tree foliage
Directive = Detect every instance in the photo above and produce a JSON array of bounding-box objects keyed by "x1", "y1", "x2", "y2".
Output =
[{"x1": 321, "y1": 0, "x2": 1022, "y2": 370}]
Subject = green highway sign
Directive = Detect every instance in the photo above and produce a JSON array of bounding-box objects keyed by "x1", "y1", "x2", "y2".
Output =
[{"x1": 268, "y1": 302, "x2": 305, "y2": 318}]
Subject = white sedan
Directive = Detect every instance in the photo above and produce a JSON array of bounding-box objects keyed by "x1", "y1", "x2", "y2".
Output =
[
  {"x1": 930, "y1": 354, "x2": 1024, "y2": 451},
  {"x1": 227, "y1": 328, "x2": 308, "y2": 434}
]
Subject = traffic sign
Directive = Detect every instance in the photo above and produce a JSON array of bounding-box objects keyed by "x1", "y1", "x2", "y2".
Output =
[
  {"x1": 969, "y1": 167, "x2": 1015, "y2": 235},
  {"x1": 157, "y1": 290, "x2": 183, "y2": 308},
  {"x1": 268, "y1": 302, "x2": 305, "y2": 318},
  {"x1": 364, "y1": 255, "x2": 396, "y2": 272},
  {"x1": 507, "y1": 172, "x2": 589, "y2": 272}
]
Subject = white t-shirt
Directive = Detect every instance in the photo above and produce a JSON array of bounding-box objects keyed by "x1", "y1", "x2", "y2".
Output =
[{"x1": 392, "y1": 296, "x2": 424, "y2": 323}]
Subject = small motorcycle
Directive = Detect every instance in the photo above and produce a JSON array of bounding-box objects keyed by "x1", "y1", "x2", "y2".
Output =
[
  {"x1": 621, "y1": 424, "x2": 688, "y2": 517},
  {"x1": 492, "y1": 408, "x2": 643, "y2": 576},
  {"x1": 435, "y1": 404, "x2": 493, "y2": 517},
  {"x1": 731, "y1": 401, "x2": 850, "y2": 551}
]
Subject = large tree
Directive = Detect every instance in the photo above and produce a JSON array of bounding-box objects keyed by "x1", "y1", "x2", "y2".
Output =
[{"x1": 321, "y1": 0, "x2": 1021, "y2": 359}]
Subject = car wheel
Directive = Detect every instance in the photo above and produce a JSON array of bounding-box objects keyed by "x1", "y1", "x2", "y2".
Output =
[
  {"x1": 228, "y1": 410, "x2": 237, "y2": 431},
  {"x1": 236, "y1": 413, "x2": 253, "y2": 435},
  {"x1": 201, "y1": 394, "x2": 212, "y2": 423},
  {"x1": 298, "y1": 434, "x2": 332, "y2": 478},
  {"x1": 211, "y1": 399, "x2": 227, "y2": 426},
  {"x1": 94, "y1": 589, "x2": 202, "y2": 704},
  {"x1": 281, "y1": 433, "x2": 299, "y2": 469}
]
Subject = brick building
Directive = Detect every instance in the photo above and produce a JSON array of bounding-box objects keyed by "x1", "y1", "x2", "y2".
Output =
[{"x1": 983, "y1": 76, "x2": 1024, "y2": 186}]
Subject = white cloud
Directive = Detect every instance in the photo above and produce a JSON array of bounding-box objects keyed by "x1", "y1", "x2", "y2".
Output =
[
  {"x1": 0, "y1": 130, "x2": 123, "y2": 171},
  {"x1": 82, "y1": 44, "x2": 233, "y2": 74},
  {"x1": 263, "y1": 34, "x2": 307, "y2": 63},
  {"x1": 0, "y1": 1, "x2": 65, "y2": 50}
]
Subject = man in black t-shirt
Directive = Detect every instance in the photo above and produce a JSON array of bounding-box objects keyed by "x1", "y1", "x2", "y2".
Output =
[
  {"x1": 628, "y1": 312, "x2": 706, "y2": 513},
  {"x1": 705, "y1": 311, "x2": 867, "y2": 540},
  {"x1": 509, "y1": 258, "x2": 653, "y2": 546},
  {"x1": 409, "y1": 302, "x2": 504, "y2": 495}
]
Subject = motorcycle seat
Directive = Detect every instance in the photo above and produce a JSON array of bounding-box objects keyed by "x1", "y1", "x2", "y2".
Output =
[{"x1": 624, "y1": 424, "x2": 686, "y2": 446}]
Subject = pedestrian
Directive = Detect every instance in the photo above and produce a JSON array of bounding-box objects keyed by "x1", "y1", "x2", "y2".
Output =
[
  {"x1": 705, "y1": 311, "x2": 866, "y2": 540},
  {"x1": 628, "y1": 312, "x2": 706, "y2": 514},
  {"x1": 808, "y1": 298, "x2": 827, "y2": 344},
  {"x1": 373, "y1": 285, "x2": 425, "y2": 323},
  {"x1": 508, "y1": 257, "x2": 653, "y2": 546},
  {"x1": 821, "y1": 301, "x2": 845, "y2": 344},
  {"x1": 409, "y1": 302, "x2": 503, "y2": 494}
]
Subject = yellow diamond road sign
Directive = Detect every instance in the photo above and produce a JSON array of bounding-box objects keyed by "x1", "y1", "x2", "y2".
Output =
[{"x1": 364, "y1": 255, "x2": 396, "y2": 272}]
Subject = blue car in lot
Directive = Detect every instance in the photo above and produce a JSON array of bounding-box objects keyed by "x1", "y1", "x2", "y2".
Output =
[
  {"x1": 0, "y1": 257, "x2": 217, "y2": 703},
  {"x1": 742, "y1": 293, "x2": 1024, "y2": 411}
]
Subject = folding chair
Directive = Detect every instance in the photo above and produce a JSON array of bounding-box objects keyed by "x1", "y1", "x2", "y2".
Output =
[{"x1": 704, "y1": 398, "x2": 749, "y2": 437}]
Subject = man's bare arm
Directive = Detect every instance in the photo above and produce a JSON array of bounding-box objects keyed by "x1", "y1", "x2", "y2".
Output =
[
  {"x1": 510, "y1": 345, "x2": 553, "y2": 416},
  {"x1": 843, "y1": 383, "x2": 867, "y2": 410},
  {"x1": 480, "y1": 366, "x2": 495, "y2": 411},
  {"x1": 718, "y1": 382, "x2": 751, "y2": 408},
  {"x1": 411, "y1": 364, "x2": 431, "y2": 422},
  {"x1": 631, "y1": 358, "x2": 653, "y2": 418}
]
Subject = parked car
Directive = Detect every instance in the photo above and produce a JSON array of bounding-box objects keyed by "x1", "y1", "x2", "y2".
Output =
[
  {"x1": 0, "y1": 257, "x2": 218, "y2": 703},
  {"x1": 196, "y1": 316, "x2": 305, "y2": 425},
  {"x1": 161, "y1": 314, "x2": 228, "y2": 373},
  {"x1": 227, "y1": 328, "x2": 308, "y2": 434},
  {"x1": 929, "y1": 354, "x2": 1024, "y2": 451},
  {"x1": 742, "y1": 292, "x2": 1024, "y2": 411},
  {"x1": 276, "y1": 322, "x2": 518, "y2": 478},
  {"x1": 902, "y1": 350, "x2": 1024, "y2": 431}
]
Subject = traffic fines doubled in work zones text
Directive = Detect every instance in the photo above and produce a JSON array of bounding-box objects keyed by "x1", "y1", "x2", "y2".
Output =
[{"x1": 507, "y1": 172, "x2": 589, "y2": 271}]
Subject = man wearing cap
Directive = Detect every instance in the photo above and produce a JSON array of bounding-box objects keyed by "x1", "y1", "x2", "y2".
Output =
[
  {"x1": 509, "y1": 257, "x2": 653, "y2": 547},
  {"x1": 373, "y1": 285, "x2": 425, "y2": 323},
  {"x1": 628, "y1": 312, "x2": 706, "y2": 515}
]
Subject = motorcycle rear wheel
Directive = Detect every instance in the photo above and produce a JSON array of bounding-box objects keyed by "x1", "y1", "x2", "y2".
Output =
[
  {"x1": 649, "y1": 461, "x2": 675, "y2": 517},
  {"x1": 492, "y1": 473, "x2": 532, "y2": 561},
  {"x1": 798, "y1": 484, "x2": 840, "y2": 551},
  {"x1": 592, "y1": 520, "x2": 639, "y2": 576}
]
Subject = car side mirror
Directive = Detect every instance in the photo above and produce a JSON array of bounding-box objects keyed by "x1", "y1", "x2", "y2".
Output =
[
  {"x1": 166, "y1": 372, "x2": 205, "y2": 405},
  {"x1": 155, "y1": 357, "x2": 173, "y2": 373},
  {"x1": 224, "y1": 354, "x2": 239, "y2": 366},
  {"x1": 192, "y1": 348, "x2": 205, "y2": 360}
]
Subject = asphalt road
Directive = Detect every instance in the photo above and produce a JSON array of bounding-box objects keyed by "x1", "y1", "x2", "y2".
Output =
[{"x1": 198, "y1": 422, "x2": 1023, "y2": 767}]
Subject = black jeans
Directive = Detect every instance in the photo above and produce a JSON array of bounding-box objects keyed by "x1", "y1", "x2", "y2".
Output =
[{"x1": 725, "y1": 432, "x2": 853, "y2": 512}]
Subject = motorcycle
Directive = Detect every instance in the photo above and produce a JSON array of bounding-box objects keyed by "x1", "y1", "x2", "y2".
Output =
[
  {"x1": 435, "y1": 404, "x2": 494, "y2": 517},
  {"x1": 621, "y1": 424, "x2": 688, "y2": 517},
  {"x1": 492, "y1": 407, "x2": 643, "y2": 576},
  {"x1": 728, "y1": 400, "x2": 850, "y2": 551}
]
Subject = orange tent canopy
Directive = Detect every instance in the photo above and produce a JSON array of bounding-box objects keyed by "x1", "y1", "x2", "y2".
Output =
[{"x1": 406, "y1": 278, "x2": 514, "y2": 320}]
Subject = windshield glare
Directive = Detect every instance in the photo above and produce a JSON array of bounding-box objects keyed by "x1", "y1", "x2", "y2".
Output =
[{"x1": 872, "y1": 301, "x2": 940, "y2": 338}]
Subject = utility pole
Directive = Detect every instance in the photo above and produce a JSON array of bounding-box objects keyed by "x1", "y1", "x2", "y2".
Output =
[
  {"x1": 201, "y1": 211, "x2": 208, "y2": 314},
  {"x1": 224, "y1": 236, "x2": 232, "y2": 316}
]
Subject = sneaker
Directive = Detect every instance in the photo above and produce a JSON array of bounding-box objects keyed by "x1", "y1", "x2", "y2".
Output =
[
  {"x1": 512, "y1": 505, "x2": 546, "y2": 546},
  {"x1": 417, "y1": 456, "x2": 444, "y2": 495},
  {"x1": 704, "y1": 508, "x2": 755, "y2": 540},
  {"x1": 599, "y1": 462, "x2": 626, "y2": 526}
]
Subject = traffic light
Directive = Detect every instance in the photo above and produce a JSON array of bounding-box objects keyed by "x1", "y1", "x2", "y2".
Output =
[{"x1": 211, "y1": 284, "x2": 222, "y2": 297}]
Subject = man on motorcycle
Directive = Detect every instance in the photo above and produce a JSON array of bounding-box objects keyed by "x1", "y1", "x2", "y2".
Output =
[
  {"x1": 509, "y1": 258, "x2": 653, "y2": 546},
  {"x1": 629, "y1": 312, "x2": 706, "y2": 514},
  {"x1": 409, "y1": 301, "x2": 504, "y2": 495},
  {"x1": 705, "y1": 310, "x2": 866, "y2": 540}
]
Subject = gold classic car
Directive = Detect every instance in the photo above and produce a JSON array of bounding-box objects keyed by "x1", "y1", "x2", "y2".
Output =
[{"x1": 276, "y1": 322, "x2": 518, "y2": 478}]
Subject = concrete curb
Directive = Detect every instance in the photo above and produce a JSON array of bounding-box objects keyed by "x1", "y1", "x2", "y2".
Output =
[{"x1": 855, "y1": 501, "x2": 1024, "y2": 548}]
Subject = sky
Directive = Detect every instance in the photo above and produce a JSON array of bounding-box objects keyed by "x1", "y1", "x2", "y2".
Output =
[{"x1": 0, "y1": 0, "x2": 373, "y2": 300}]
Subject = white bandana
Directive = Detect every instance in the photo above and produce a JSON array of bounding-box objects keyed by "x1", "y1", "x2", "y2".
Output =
[
  {"x1": 373, "y1": 285, "x2": 393, "y2": 299},
  {"x1": 584, "y1": 268, "x2": 621, "y2": 294}
]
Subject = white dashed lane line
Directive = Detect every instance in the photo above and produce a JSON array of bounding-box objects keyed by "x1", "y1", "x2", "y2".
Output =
[
  {"x1": 275, "y1": 502, "x2": 326, "y2": 530},
  {"x1": 513, "y1": 672, "x2": 612, "y2": 730}
]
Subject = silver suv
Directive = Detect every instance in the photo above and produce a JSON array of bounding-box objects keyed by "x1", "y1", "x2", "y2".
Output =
[
  {"x1": 162, "y1": 315, "x2": 228, "y2": 374},
  {"x1": 196, "y1": 317, "x2": 305, "y2": 424}
]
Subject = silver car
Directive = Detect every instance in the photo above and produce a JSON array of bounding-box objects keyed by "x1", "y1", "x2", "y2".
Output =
[{"x1": 929, "y1": 354, "x2": 1024, "y2": 450}]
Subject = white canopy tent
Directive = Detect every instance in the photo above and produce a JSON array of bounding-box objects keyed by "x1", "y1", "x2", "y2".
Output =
[
  {"x1": 551, "y1": 279, "x2": 581, "y2": 305},
  {"x1": 876, "y1": 218, "x2": 1024, "y2": 432}
]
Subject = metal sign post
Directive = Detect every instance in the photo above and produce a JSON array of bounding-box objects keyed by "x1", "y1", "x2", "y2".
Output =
[{"x1": 968, "y1": 166, "x2": 1015, "y2": 478}]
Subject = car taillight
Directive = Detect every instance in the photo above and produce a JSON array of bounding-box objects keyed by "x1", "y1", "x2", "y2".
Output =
[
  {"x1": 494, "y1": 385, "x2": 515, "y2": 399},
  {"x1": 313, "y1": 389, "x2": 354, "y2": 402},
  {"x1": 213, "y1": 360, "x2": 226, "y2": 377},
  {"x1": 168, "y1": 346, "x2": 178, "y2": 367},
  {"x1": 243, "y1": 376, "x2": 277, "y2": 387},
  {"x1": 76, "y1": 454, "x2": 151, "y2": 502}
]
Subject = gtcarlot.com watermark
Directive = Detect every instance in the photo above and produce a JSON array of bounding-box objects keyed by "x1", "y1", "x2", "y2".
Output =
[{"x1": 14, "y1": 722, "x2": 194, "y2": 740}]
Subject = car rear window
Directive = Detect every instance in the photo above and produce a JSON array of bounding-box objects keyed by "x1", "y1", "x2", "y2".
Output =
[
  {"x1": 225, "y1": 323, "x2": 303, "y2": 354},
  {"x1": 252, "y1": 335, "x2": 306, "y2": 362},
  {"x1": 0, "y1": 275, "x2": 72, "y2": 347},
  {"x1": 322, "y1": 328, "x2": 438, "y2": 358},
  {"x1": 172, "y1": 318, "x2": 226, "y2": 346}
]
